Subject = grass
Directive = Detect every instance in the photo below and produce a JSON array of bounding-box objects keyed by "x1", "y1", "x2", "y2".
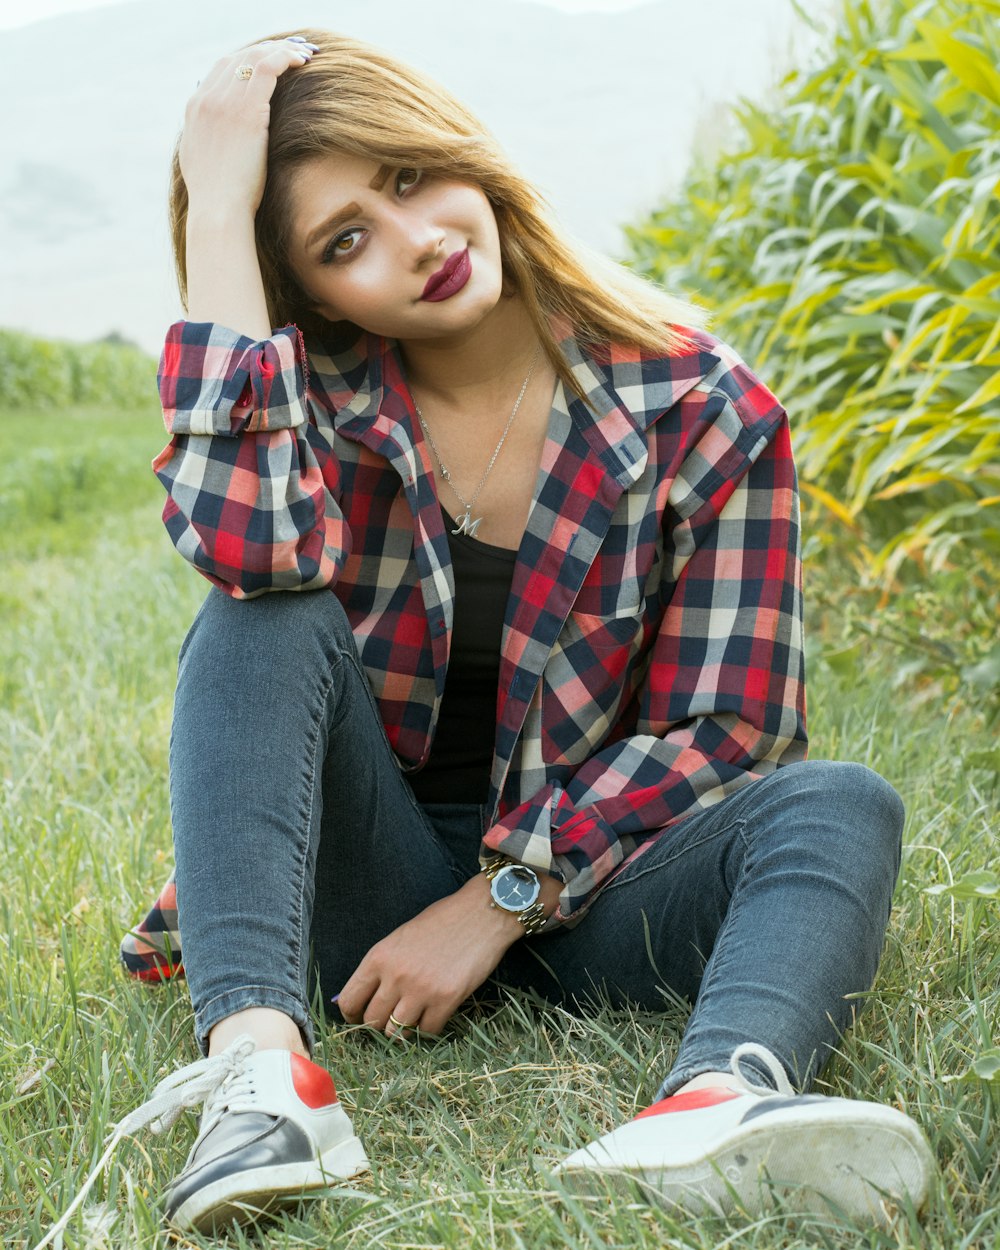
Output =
[{"x1": 1, "y1": 406, "x2": 998, "y2": 1249}]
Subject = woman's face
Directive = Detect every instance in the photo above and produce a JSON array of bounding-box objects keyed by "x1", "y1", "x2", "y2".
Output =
[{"x1": 286, "y1": 151, "x2": 505, "y2": 341}]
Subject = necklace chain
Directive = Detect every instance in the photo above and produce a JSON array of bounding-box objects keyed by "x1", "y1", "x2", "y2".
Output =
[{"x1": 414, "y1": 345, "x2": 541, "y2": 539}]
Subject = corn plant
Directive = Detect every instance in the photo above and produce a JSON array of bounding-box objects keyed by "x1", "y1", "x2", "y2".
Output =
[{"x1": 626, "y1": 0, "x2": 1000, "y2": 584}]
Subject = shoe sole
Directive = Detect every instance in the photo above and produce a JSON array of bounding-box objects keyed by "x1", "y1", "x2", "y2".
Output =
[
  {"x1": 169, "y1": 1133, "x2": 370, "y2": 1232},
  {"x1": 557, "y1": 1104, "x2": 934, "y2": 1226}
]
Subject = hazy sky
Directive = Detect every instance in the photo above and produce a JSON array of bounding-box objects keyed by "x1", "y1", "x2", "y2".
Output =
[{"x1": 0, "y1": 0, "x2": 649, "y2": 29}]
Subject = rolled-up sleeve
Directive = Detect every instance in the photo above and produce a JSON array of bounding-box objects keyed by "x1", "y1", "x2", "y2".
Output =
[{"x1": 153, "y1": 321, "x2": 349, "y2": 598}]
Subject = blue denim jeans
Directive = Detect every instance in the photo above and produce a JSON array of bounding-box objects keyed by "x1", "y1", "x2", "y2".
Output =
[{"x1": 170, "y1": 589, "x2": 904, "y2": 1097}]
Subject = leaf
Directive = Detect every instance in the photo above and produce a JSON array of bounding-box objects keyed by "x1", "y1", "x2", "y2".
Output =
[
  {"x1": 820, "y1": 642, "x2": 864, "y2": 678},
  {"x1": 955, "y1": 371, "x2": 1000, "y2": 415},
  {"x1": 925, "y1": 870, "x2": 1000, "y2": 900},
  {"x1": 15, "y1": 1057, "x2": 56, "y2": 1096},
  {"x1": 966, "y1": 747, "x2": 1000, "y2": 773},
  {"x1": 799, "y1": 481, "x2": 860, "y2": 528},
  {"x1": 973, "y1": 1050, "x2": 1000, "y2": 1081},
  {"x1": 914, "y1": 19, "x2": 1000, "y2": 107},
  {"x1": 962, "y1": 646, "x2": 1000, "y2": 694}
]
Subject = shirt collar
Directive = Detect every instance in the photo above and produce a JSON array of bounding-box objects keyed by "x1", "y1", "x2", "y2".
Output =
[{"x1": 309, "y1": 319, "x2": 708, "y2": 483}]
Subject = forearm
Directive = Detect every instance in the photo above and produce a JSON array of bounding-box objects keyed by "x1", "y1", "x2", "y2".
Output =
[{"x1": 185, "y1": 205, "x2": 272, "y2": 341}]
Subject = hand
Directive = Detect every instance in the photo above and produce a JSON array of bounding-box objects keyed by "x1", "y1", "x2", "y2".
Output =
[
  {"x1": 336, "y1": 874, "x2": 524, "y2": 1038},
  {"x1": 178, "y1": 36, "x2": 318, "y2": 218}
]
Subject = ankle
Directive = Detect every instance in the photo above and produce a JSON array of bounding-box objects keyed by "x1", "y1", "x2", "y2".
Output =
[
  {"x1": 208, "y1": 1008, "x2": 310, "y2": 1060},
  {"x1": 673, "y1": 1071, "x2": 739, "y2": 1096}
]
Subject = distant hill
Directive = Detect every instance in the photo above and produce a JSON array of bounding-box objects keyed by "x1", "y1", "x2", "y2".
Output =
[{"x1": 0, "y1": 0, "x2": 825, "y2": 353}]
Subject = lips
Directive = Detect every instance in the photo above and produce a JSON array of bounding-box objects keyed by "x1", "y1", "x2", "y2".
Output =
[{"x1": 421, "y1": 248, "x2": 472, "y2": 301}]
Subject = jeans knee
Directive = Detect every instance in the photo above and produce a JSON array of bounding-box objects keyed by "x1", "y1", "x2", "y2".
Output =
[
  {"x1": 756, "y1": 760, "x2": 904, "y2": 883},
  {"x1": 824, "y1": 761, "x2": 904, "y2": 866},
  {"x1": 797, "y1": 762, "x2": 905, "y2": 907},
  {"x1": 180, "y1": 588, "x2": 355, "y2": 676}
]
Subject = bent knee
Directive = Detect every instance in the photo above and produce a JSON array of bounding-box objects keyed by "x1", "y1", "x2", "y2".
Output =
[
  {"x1": 759, "y1": 760, "x2": 904, "y2": 870},
  {"x1": 180, "y1": 587, "x2": 355, "y2": 671}
]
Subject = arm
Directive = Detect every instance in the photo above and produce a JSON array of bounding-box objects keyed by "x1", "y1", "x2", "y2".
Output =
[
  {"x1": 154, "y1": 41, "x2": 347, "y2": 596},
  {"x1": 154, "y1": 321, "x2": 349, "y2": 597},
  {"x1": 179, "y1": 37, "x2": 316, "y2": 338},
  {"x1": 485, "y1": 402, "x2": 807, "y2": 924}
]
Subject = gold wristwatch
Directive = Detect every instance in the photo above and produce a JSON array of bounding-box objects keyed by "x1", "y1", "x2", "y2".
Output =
[{"x1": 482, "y1": 855, "x2": 547, "y2": 936}]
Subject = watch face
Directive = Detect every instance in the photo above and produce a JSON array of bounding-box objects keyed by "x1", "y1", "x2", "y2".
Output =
[{"x1": 492, "y1": 864, "x2": 541, "y2": 912}]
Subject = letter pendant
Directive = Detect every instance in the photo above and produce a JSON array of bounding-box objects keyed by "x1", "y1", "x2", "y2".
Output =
[{"x1": 451, "y1": 508, "x2": 483, "y2": 538}]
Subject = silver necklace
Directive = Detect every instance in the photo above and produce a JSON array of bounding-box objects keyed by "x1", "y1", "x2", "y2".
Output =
[{"x1": 414, "y1": 345, "x2": 540, "y2": 539}]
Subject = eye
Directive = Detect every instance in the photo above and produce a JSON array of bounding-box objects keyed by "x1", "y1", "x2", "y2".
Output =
[
  {"x1": 321, "y1": 227, "x2": 364, "y2": 265},
  {"x1": 396, "y1": 167, "x2": 422, "y2": 193}
]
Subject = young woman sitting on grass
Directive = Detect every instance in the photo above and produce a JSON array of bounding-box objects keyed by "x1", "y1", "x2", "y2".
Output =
[{"x1": 109, "y1": 28, "x2": 935, "y2": 1235}]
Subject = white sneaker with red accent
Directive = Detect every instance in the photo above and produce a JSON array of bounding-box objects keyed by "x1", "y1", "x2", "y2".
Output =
[
  {"x1": 160, "y1": 1038, "x2": 370, "y2": 1232},
  {"x1": 556, "y1": 1044, "x2": 935, "y2": 1226},
  {"x1": 28, "y1": 1036, "x2": 370, "y2": 1248}
]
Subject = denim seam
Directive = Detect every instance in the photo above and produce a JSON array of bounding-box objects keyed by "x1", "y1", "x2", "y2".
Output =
[
  {"x1": 338, "y1": 648, "x2": 469, "y2": 887},
  {"x1": 294, "y1": 659, "x2": 340, "y2": 1007},
  {"x1": 664, "y1": 818, "x2": 753, "y2": 1078}
]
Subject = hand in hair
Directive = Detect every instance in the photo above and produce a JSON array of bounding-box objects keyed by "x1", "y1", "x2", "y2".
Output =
[{"x1": 179, "y1": 37, "x2": 317, "y2": 219}]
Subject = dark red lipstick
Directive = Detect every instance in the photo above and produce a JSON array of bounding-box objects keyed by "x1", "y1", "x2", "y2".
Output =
[{"x1": 421, "y1": 248, "x2": 472, "y2": 301}]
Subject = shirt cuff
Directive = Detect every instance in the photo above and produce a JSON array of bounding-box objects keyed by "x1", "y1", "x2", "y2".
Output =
[{"x1": 158, "y1": 322, "x2": 309, "y2": 436}]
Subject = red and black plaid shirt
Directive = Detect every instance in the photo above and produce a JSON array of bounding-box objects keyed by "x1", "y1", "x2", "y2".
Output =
[{"x1": 151, "y1": 317, "x2": 806, "y2": 928}]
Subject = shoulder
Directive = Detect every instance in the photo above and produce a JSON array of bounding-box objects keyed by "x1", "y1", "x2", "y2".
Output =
[{"x1": 577, "y1": 325, "x2": 785, "y2": 438}]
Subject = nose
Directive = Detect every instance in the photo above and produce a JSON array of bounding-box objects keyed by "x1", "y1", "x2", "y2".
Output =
[{"x1": 401, "y1": 214, "x2": 446, "y2": 269}]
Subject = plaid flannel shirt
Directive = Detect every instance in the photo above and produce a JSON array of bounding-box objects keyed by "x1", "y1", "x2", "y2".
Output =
[{"x1": 122, "y1": 316, "x2": 806, "y2": 978}]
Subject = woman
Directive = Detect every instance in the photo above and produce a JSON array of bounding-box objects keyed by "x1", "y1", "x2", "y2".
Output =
[{"x1": 119, "y1": 29, "x2": 934, "y2": 1235}]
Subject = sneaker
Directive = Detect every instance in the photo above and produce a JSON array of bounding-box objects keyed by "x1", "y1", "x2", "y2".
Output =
[
  {"x1": 555, "y1": 1043, "x2": 935, "y2": 1226},
  {"x1": 31, "y1": 1035, "x2": 369, "y2": 1245},
  {"x1": 160, "y1": 1037, "x2": 370, "y2": 1232}
]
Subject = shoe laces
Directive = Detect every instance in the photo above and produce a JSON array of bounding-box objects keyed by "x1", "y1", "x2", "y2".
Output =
[
  {"x1": 29, "y1": 1034, "x2": 257, "y2": 1250},
  {"x1": 728, "y1": 1043, "x2": 795, "y2": 1097}
]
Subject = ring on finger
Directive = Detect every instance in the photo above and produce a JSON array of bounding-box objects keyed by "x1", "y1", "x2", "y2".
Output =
[
  {"x1": 234, "y1": 64, "x2": 254, "y2": 80},
  {"x1": 388, "y1": 1012, "x2": 417, "y2": 1032}
]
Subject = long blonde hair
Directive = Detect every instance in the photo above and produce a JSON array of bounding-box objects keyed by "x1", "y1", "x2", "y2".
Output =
[{"x1": 169, "y1": 30, "x2": 709, "y2": 403}]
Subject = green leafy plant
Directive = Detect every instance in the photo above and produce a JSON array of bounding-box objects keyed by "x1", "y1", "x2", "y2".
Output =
[{"x1": 626, "y1": 0, "x2": 1000, "y2": 584}]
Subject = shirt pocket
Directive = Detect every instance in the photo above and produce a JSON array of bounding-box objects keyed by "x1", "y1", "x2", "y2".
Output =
[{"x1": 558, "y1": 600, "x2": 645, "y2": 654}]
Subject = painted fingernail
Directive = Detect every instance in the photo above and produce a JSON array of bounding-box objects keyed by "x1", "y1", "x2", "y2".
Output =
[
  {"x1": 330, "y1": 993, "x2": 340, "y2": 1003},
  {"x1": 287, "y1": 35, "x2": 308, "y2": 42},
  {"x1": 305, "y1": 43, "x2": 321, "y2": 51}
]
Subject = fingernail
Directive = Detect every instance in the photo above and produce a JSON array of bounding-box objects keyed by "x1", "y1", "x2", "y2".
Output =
[
  {"x1": 288, "y1": 35, "x2": 308, "y2": 42},
  {"x1": 305, "y1": 43, "x2": 321, "y2": 51},
  {"x1": 330, "y1": 993, "x2": 340, "y2": 1003}
]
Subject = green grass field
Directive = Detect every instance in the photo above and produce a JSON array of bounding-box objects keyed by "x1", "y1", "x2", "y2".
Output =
[{"x1": 1, "y1": 404, "x2": 998, "y2": 1249}]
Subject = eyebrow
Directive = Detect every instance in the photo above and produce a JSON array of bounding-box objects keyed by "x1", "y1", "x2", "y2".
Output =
[{"x1": 302, "y1": 164, "x2": 393, "y2": 254}]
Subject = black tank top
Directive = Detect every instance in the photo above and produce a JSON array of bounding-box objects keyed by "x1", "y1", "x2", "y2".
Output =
[{"x1": 408, "y1": 508, "x2": 517, "y2": 804}]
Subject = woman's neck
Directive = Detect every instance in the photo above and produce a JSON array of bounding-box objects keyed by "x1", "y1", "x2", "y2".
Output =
[{"x1": 397, "y1": 295, "x2": 542, "y2": 413}]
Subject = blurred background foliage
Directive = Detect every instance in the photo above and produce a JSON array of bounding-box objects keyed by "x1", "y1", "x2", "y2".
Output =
[
  {"x1": 626, "y1": 0, "x2": 1000, "y2": 726},
  {"x1": 0, "y1": 327, "x2": 155, "y2": 412}
]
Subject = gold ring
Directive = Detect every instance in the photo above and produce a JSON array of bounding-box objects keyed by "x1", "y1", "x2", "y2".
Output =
[
  {"x1": 235, "y1": 64, "x2": 254, "y2": 81},
  {"x1": 388, "y1": 1013, "x2": 416, "y2": 1031}
]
